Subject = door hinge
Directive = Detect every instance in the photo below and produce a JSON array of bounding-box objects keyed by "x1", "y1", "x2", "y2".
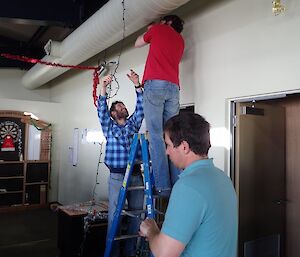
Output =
[{"x1": 233, "y1": 115, "x2": 237, "y2": 127}]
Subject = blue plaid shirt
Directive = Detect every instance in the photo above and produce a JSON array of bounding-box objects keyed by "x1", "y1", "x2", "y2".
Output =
[{"x1": 97, "y1": 91, "x2": 144, "y2": 169}]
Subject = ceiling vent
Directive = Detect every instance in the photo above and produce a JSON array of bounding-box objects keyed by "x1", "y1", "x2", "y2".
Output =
[{"x1": 22, "y1": 0, "x2": 190, "y2": 89}]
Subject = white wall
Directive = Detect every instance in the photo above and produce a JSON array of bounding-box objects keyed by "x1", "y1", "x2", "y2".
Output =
[
  {"x1": 0, "y1": 69, "x2": 51, "y2": 101},
  {"x1": 176, "y1": 0, "x2": 300, "y2": 170},
  {"x1": 5, "y1": 0, "x2": 298, "y2": 205},
  {"x1": 47, "y1": 30, "x2": 195, "y2": 204},
  {"x1": 0, "y1": 69, "x2": 60, "y2": 202},
  {"x1": 0, "y1": 98, "x2": 61, "y2": 202},
  {"x1": 48, "y1": 68, "x2": 111, "y2": 204}
]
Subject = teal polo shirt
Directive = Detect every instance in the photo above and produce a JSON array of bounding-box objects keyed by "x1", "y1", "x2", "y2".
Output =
[{"x1": 161, "y1": 159, "x2": 238, "y2": 257}]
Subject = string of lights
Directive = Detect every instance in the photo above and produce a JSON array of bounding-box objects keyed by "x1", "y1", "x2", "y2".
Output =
[
  {"x1": 92, "y1": 0, "x2": 127, "y2": 200},
  {"x1": 106, "y1": 0, "x2": 126, "y2": 103}
]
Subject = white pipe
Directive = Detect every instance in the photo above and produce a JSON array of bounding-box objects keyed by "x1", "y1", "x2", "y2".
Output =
[{"x1": 22, "y1": 0, "x2": 190, "y2": 89}]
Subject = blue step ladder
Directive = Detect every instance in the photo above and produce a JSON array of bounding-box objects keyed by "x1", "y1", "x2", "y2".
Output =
[{"x1": 104, "y1": 133, "x2": 155, "y2": 257}]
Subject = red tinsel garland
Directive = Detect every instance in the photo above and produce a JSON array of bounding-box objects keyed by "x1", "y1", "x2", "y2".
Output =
[{"x1": 1, "y1": 53, "x2": 100, "y2": 107}]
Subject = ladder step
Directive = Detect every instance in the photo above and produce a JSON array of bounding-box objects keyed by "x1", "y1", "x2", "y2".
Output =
[
  {"x1": 135, "y1": 160, "x2": 152, "y2": 165},
  {"x1": 154, "y1": 208, "x2": 165, "y2": 216},
  {"x1": 127, "y1": 186, "x2": 145, "y2": 191},
  {"x1": 135, "y1": 160, "x2": 143, "y2": 165},
  {"x1": 121, "y1": 209, "x2": 164, "y2": 217},
  {"x1": 122, "y1": 209, "x2": 146, "y2": 217},
  {"x1": 153, "y1": 193, "x2": 170, "y2": 199},
  {"x1": 114, "y1": 234, "x2": 140, "y2": 241}
]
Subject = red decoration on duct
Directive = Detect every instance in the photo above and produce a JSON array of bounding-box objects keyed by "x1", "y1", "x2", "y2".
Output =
[{"x1": 0, "y1": 53, "x2": 100, "y2": 107}]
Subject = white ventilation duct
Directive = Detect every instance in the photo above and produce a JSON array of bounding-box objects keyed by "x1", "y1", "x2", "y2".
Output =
[{"x1": 22, "y1": 0, "x2": 190, "y2": 89}]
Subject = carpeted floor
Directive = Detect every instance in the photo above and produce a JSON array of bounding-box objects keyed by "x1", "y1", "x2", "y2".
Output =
[{"x1": 0, "y1": 208, "x2": 59, "y2": 257}]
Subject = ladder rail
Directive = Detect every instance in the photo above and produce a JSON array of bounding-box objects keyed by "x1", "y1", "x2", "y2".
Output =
[
  {"x1": 103, "y1": 134, "x2": 140, "y2": 257},
  {"x1": 140, "y1": 134, "x2": 155, "y2": 219},
  {"x1": 103, "y1": 133, "x2": 155, "y2": 257}
]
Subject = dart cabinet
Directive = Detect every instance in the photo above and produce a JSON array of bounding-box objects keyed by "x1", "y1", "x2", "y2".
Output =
[{"x1": 0, "y1": 110, "x2": 52, "y2": 211}]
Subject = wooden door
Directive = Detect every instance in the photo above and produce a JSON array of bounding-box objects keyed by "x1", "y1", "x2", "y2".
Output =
[{"x1": 234, "y1": 102, "x2": 286, "y2": 257}]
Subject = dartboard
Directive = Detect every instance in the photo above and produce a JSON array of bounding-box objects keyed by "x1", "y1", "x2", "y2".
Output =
[{"x1": 0, "y1": 121, "x2": 21, "y2": 143}]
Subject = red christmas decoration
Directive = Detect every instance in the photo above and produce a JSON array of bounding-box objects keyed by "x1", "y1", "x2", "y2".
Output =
[{"x1": 0, "y1": 53, "x2": 100, "y2": 107}]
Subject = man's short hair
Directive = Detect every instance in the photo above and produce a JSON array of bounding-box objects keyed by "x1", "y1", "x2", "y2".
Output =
[
  {"x1": 164, "y1": 113, "x2": 211, "y2": 155},
  {"x1": 110, "y1": 101, "x2": 124, "y2": 118},
  {"x1": 161, "y1": 15, "x2": 184, "y2": 33}
]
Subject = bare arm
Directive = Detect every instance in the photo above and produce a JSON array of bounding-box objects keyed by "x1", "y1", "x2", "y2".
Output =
[
  {"x1": 140, "y1": 219, "x2": 185, "y2": 257},
  {"x1": 135, "y1": 22, "x2": 155, "y2": 48},
  {"x1": 97, "y1": 75, "x2": 113, "y2": 137},
  {"x1": 135, "y1": 33, "x2": 148, "y2": 48},
  {"x1": 126, "y1": 69, "x2": 144, "y2": 128}
]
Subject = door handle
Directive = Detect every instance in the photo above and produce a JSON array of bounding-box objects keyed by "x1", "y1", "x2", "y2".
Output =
[{"x1": 273, "y1": 199, "x2": 288, "y2": 205}]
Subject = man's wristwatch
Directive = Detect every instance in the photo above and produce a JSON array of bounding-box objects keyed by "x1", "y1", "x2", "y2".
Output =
[{"x1": 135, "y1": 83, "x2": 142, "y2": 89}]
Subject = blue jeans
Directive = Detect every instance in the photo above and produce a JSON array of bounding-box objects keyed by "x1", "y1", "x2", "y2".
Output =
[
  {"x1": 144, "y1": 80, "x2": 180, "y2": 191},
  {"x1": 107, "y1": 172, "x2": 144, "y2": 257}
]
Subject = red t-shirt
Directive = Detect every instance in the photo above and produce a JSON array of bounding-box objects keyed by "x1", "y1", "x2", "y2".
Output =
[{"x1": 142, "y1": 24, "x2": 184, "y2": 86}]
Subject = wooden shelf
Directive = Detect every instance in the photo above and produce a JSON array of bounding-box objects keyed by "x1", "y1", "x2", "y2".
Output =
[
  {"x1": 0, "y1": 160, "x2": 50, "y2": 164},
  {"x1": 26, "y1": 182, "x2": 48, "y2": 186},
  {"x1": 0, "y1": 110, "x2": 52, "y2": 210},
  {"x1": 0, "y1": 176, "x2": 24, "y2": 179},
  {"x1": 26, "y1": 160, "x2": 50, "y2": 163},
  {"x1": 0, "y1": 190, "x2": 23, "y2": 194},
  {"x1": 0, "y1": 161, "x2": 24, "y2": 164}
]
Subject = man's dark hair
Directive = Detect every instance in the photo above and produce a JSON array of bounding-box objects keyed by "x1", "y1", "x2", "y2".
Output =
[
  {"x1": 161, "y1": 15, "x2": 184, "y2": 33},
  {"x1": 164, "y1": 113, "x2": 211, "y2": 155},
  {"x1": 110, "y1": 101, "x2": 124, "y2": 118}
]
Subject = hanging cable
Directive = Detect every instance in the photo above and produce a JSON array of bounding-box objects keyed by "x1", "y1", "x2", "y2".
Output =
[
  {"x1": 92, "y1": 142, "x2": 104, "y2": 201},
  {"x1": 106, "y1": 0, "x2": 126, "y2": 100},
  {"x1": 92, "y1": 1, "x2": 127, "y2": 199}
]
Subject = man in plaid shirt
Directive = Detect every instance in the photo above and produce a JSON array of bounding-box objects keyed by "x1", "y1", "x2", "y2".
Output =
[{"x1": 97, "y1": 70, "x2": 144, "y2": 257}]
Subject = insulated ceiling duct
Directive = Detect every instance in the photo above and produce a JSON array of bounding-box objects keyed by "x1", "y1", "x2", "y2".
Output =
[{"x1": 22, "y1": 0, "x2": 190, "y2": 89}]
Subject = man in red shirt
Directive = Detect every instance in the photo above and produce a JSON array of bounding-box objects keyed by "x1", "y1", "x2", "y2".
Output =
[{"x1": 135, "y1": 15, "x2": 184, "y2": 196}]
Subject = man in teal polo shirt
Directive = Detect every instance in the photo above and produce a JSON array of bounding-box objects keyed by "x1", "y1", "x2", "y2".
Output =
[{"x1": 139, "y1": 113, "x2": 238, "y2": 257}]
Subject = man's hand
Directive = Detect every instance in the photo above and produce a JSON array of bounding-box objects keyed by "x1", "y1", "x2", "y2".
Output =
[
  {"x1": 140, "y1": 218, "x2": 185, "y2": 257},
  {"x1": 139, "y1": 218, "x2": 160, "y2": 240},
  {"x1": 101, "y1": 75, "x2": 113, "y2": 87},
  {"x1": 126, "y1": 70, "x2": 140, "y2": 88},
  {"x1": 99, "y1": 75, "x2": 113, "y2": 96}
]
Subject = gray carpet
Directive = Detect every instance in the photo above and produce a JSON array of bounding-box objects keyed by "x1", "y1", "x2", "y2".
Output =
[{"x1": 0, "y1": 208, "x2": 59, "y2": 257}]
